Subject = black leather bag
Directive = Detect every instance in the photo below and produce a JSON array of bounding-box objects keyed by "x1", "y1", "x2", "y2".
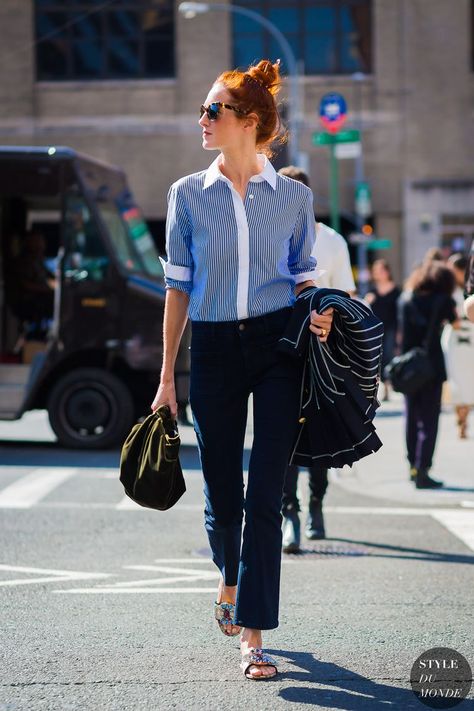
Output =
[
  {"x1": 384, "y1": 297, "x2": 440, "y2": 396},
  {"x1": 384, "y1": 347, "x2": 435, "y2": 395},
  {"x1": 119, "y1": 405, "x2": 186, "y2": 510}
]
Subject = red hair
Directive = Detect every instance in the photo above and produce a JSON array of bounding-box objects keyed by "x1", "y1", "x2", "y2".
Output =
[{"x1": 215, "y1": 59, "x2": 287, "y2": 157}]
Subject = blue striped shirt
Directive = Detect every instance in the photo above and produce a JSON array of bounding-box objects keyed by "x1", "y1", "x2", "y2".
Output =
[{"x1": 161, "y1": 154, "x2": 318, "y2": 322}]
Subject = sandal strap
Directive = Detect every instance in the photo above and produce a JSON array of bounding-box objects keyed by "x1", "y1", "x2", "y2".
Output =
[
  {"x1": 241, "y1": 647, "x2": 277, "y2": 673},
  {"x1": 214, "y1": 601, "x2": 236, "y2": 625}
]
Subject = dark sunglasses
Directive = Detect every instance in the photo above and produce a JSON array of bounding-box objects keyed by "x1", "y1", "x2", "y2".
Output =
[{"x1": 199, "y1": 101, "x2": 247, "y2": 121}]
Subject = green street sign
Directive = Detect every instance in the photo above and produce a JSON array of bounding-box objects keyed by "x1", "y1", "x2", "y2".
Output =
[
  {"x1": 312, "y1": 129, "x2": 360, "y2": 146},
  {"x1": 366, "y1": 239, "x2": 392, "y2": 250}
]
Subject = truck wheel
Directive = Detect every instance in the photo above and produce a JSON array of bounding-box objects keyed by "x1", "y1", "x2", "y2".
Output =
[{"x1": 48, "y1": 368, "x2": 134, "y2": 449}]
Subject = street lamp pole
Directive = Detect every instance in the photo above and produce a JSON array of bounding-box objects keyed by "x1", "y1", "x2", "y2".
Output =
[{"x1": 179, "y1": 2, "x2": 302, "y2": 166}]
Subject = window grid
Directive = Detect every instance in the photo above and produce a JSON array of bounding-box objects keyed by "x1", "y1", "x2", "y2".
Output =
[
  {"x1": 232, "y1": 0, "x2": 372, "y2": 76},
  {"x1": 35, "y1": 1, "x2": 175, "y2": 81}
]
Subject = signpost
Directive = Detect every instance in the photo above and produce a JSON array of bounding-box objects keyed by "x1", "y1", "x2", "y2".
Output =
[
  {"x1": 319, "y1": 93, "x2": 347, "y2": 134},
  {"x1": 314, "y1": 94, "x2": 353, "y2": 233},
  {"x1": 314, "y1": 94, "x2": 388, "y2": 295},
  {"x1": 312, "y1": 129, "x2": 360, "y2": 145},
  {"x1": 335, "y1": 142, "x2": 361, "y2": 160},
  {"x1": 349, "y1": 233, "x2": 392, "y2": 250}
]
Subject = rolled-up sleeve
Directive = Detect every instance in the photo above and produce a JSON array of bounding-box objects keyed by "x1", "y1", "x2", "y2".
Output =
[
  {"x1": 288, "y1": 190, "x2": 318, "y2": 284},
  {"x1": 161, "y1": 184, "x2": 194, "y2": 295}
]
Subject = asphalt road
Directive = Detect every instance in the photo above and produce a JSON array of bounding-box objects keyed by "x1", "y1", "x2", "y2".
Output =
[{"x1": 1, "y1": 405, "x2": 473, "y2": 711}]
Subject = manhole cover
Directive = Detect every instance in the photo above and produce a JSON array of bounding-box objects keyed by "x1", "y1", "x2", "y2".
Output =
[
  {"x1": 194, "y1": 543, "x2": 371, "y2": 560},
  {"x1": 284, "y1": 542, "x2": 371, "y2": 558}
]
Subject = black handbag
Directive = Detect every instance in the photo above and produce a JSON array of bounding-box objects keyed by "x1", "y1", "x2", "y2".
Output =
[
  {"x1": 384, "y1": 297, "x2": 440, "y2": 396},
  {"x1": 119, "y1": 405, "x2": 186, "y2": 510}
]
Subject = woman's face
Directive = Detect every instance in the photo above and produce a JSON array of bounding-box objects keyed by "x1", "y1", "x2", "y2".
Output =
[
  {"x1": 372, "y1": 261, "x2": 388, "y2": 281},
  {"x1": 199, "y1": 82, "x2": 248, "y2": 152}
]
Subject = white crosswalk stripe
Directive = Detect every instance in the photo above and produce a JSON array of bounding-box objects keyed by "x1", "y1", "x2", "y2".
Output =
[
  {"x1": 430, "y1": 511, "x2": 474, "y2": 552},
  {"x1": 0, "y1": 467, "x2": 77, "y2": 508},
  {"x1": 0, "y1": 467, "x2": 473, "y2": 553}
]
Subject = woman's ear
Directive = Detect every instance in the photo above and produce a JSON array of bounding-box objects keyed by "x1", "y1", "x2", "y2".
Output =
[{"x1": 243, "y1": 112, "x2": 259, "y2": 131}]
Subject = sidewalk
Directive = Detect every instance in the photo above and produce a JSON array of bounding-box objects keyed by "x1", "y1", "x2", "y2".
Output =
[{"x1": 333, "y1": 392, "x2": 474, "y2": 508}]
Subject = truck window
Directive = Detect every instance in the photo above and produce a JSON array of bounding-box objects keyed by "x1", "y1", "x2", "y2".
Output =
[
  {"x1": 64, "y1": 191, "x2": 109, "y2": 282},
  {"x1": 96, "y1": 199, "x2": 164, "y2": 279}
]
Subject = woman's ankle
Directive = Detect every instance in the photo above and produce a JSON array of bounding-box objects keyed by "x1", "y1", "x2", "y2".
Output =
[
  {"x1": 217, "y1": 580, "x2": 237, "y2": 604},
  {"x1": 241, "y1": 628, "x2": 262, "y2": 648}
]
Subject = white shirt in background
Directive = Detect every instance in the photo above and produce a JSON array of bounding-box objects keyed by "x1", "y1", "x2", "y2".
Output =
[{"x1": 312, "y1": 222, "x2": 356, "y2": 293}]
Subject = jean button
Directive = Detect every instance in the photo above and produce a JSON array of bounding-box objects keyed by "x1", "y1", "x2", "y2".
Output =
[{"x1": 238, "y1": 323, "x2": 245, "y2": 331}]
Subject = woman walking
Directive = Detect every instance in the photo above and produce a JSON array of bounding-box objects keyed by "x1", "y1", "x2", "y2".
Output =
[
  {"x1": 151, "y1": 60, "x2": 333, "y2": 679},
  {"x1": 442, "y1": 254, "x2": 474, "y2": 439},
  {"x1": 365, "y1": 259, "x2": 401, "y2": 401},
  {"x1": 399, "y1": 260, "x2": 457, "y2": 488}
]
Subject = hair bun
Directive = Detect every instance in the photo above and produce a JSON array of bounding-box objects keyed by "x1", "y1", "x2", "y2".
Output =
[{"x1": 246, "y1": 59, "x2": 282, "y2": 96}]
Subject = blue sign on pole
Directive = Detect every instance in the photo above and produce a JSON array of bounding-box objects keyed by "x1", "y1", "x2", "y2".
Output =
[{"x1": 319, "y1": 93, "x2": 347, "y2": 134}]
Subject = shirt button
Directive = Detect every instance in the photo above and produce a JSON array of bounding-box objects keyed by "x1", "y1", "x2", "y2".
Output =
[
  {"x1": 249, "y1": 194, "x2": 254, "y2": 199},
  {"x1": 239, "y1": 323, "x2": 245, "y2": 331}
]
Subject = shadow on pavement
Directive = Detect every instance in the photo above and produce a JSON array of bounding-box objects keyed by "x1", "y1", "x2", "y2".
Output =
[
  {"x1": 328, "y1": 537, "x2": 474, "y2": 566},
  {"x1": 440, "y1": 486, "x2": 474, "y2": 493},
  {"x1": 274, "y1": 651, "x2": 474, "y2": 709}
]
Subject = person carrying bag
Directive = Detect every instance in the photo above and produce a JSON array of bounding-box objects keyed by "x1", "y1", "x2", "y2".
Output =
[
  {"x1": 384, "y1": 299, "x2": 441, "y2": 396},
  {"x1": 395, "y1": 260, "x2": 457, "y2": 489}
]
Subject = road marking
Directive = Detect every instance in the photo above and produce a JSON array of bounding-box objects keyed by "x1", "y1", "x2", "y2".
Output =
[
  {"x1": 0, "y1": 468, "x2": 77, "y2": 508},
  {"x1": 51, "y1": 557, "x2": 338, "y2": 595},
  {"x1": 153, "y1": 558, "x2": 213, "y2": 563},
  {"x1": 115, "y1": 496, "x2": 142, "y2": 510},
  {"x1": 55, "y1": 587, "x2": 216, "y2": 594},
  {"x1": 0, "y1": 564, "x2": 110, "y2": 587},
  {"x1": 431, "y1": 511, "x2": 474, "y2": 552}
]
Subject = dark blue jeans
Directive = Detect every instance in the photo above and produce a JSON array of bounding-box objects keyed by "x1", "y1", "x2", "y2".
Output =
[{"x1": 190, "y1": 307, "x2": 301, "y2": 630}]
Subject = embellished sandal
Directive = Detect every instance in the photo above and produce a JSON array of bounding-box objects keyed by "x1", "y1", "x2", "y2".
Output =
[
  {"x1": 241, "y1": 647, "x2": 278, "y2": 680},
  {"x1": 214, "y1": 601, "x2": 241, "y2": 637}
]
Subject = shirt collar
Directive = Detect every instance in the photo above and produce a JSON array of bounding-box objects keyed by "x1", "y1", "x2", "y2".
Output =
[{"x1": 203, "y1": 153, "x2": 277, "y2": 190}]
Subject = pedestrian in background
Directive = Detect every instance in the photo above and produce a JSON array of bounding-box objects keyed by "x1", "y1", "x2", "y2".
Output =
[
  {"x1": 398, "y1": 260, "x2": 457, "y2": 488},
  {"x1": 464, "y1": 239, "x2": 474, "y2": 323},
  {"x1": 277, "y1": 165, "x2": 356, "y2": 551},
  {"x1": 151, "y1": 59, "x2": 333, "y2": 680},
  {"x1": 365, "y1": 259, "x2": 401, "y2": 402},
  {"x1": 442, "y1": 253, "x2": 474, "y2": 439}
]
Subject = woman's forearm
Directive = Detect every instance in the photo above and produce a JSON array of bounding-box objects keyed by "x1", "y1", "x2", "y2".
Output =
[
  {"x1": 160, "y1": 288, "x2": 190, "y2": 383},
  {"x1": 295, "y1": 279, "x2": 316, "y2": 296}
]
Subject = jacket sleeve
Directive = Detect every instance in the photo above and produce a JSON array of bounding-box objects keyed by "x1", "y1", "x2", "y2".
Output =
[{"x1": 160, "y1": 183, "x2": 194, "y2": 295}]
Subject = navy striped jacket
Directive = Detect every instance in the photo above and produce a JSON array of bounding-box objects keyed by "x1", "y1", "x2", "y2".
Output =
[{"x1": 278, "y1": 287, "x2": 384, "y2": 468}]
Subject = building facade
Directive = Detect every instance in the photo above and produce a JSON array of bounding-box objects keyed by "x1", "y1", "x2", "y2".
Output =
[{"x1": 0, "y1": 0, "x2": 473, "y2": 278}]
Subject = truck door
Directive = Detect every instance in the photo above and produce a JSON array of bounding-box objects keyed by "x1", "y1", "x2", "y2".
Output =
[{"x1": 60, "y1": 185, "x2": 122, "y2": 350}]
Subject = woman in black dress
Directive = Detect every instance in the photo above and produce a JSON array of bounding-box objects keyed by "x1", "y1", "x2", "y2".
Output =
[
  {"x1": 398, "y1": 260, "x2": 457, "y2": 488},
  {"x1": 365, "y1": 259, "x2": 401, "y2": 400}
]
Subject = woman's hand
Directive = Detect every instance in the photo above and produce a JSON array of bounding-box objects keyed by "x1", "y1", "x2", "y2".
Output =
[
  {"x1": 151, "y1": 380, "x2": 177, "y2": 418},
  {"x1": 309, "y1": 307, "x2": 334, "y2": 343}
]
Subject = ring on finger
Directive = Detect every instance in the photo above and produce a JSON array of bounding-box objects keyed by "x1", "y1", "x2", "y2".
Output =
[{"x1": 321, "y1": 328, "x2": 327, "y2": 337}]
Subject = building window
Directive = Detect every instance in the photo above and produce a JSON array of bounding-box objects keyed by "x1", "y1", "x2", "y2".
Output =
[
  {"x1": 35, "y1": 1, "x2": 175, "y2": 81},
  {"x1": 233, "y1": 0, "x2": 372, "y2": 75}
]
